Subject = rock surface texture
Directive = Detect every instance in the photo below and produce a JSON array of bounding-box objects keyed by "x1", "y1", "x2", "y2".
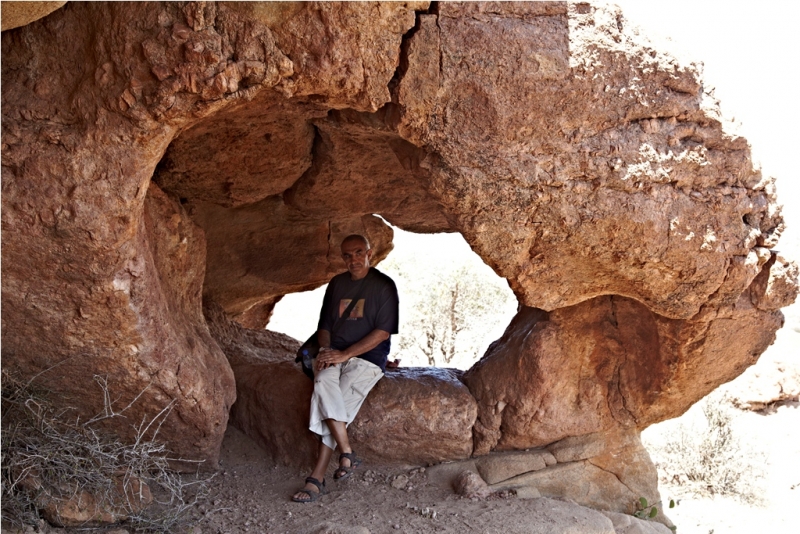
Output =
[
  {"x1": 204, "y1": 300, "x2": 477, "y2": 466},
  {"x1": 2, "y1": 0, "x2": 797, "y2": 519},
  {"x1": 0, "y1": 1, "x2": 66, "y2": 31},
  {"x1": 426, "y1": 428, "x2": 668, "y2": 524}
]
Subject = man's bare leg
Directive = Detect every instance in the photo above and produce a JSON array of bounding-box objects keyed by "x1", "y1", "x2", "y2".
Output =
[
  {"x1": 292, "y1": 419, "x2": 354, "y2": 501},
  {"x1": 325, "y1": 418, "x2": 360, "y2": 473},
  {"x1": 292, "y1": 441, "x2": 333, "y2": 501},
  {"x1": 325, "y1": 419, "x2": 352, "y2": 454}
]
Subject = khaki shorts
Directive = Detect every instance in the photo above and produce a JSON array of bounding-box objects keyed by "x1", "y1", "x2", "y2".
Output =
[{"x1": 309, "y1": 357, "x2": 383, "y2": 450}]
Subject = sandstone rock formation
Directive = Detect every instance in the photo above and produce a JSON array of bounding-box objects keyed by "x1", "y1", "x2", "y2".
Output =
[
  {"x1": 463, "y1": 293, "x2": 785, "y2": 455},
  {"x1": 0, "y1": 1, "x2": 66, "y2": 31},
  {"x1": 2, "y1": 1, "x2": 797, "y2": 520},
  {"x1": 395, "y1": 2, "x2": 785, "y2": 320},
  {"x1": 204, "y1": 300, "x2": 476, "y2": 466},
  {"x1": 426, "y1": 428, "x2": 666, "y2": 524}
]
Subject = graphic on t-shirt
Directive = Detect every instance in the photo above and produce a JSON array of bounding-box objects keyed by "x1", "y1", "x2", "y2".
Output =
[{"x1": 339, "y1": 299, "x2": 365, "y2": 320}]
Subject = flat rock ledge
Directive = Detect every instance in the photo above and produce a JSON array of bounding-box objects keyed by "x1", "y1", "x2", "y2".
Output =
[{"x1": 426, "y1": 428, "x2": 671, "y2": 527}]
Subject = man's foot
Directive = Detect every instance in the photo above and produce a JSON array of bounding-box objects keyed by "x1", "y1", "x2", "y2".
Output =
[
  {"x1": 333, "y1": 452, "x2": 362, "y2": 481},
  {"x1": 291, "y1": 476, "x2": 326, "y2": 503}
]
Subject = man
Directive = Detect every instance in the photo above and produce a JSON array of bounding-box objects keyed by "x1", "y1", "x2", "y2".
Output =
[{"x1": 292, "y1": 234, "x2": 399, "y2": 503}]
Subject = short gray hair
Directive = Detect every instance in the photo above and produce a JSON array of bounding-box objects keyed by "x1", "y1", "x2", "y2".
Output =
[{"x1": 341, "y1": 234, "x2": 370, "y2": 249}]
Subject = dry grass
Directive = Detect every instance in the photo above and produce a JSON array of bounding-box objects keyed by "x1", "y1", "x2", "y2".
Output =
[
  {"x1": 643, "y1": 392, "x2": 767, "y2": 505},
  {"x1": 1, "y1": 371, "x2": 211, "y2": 532}
]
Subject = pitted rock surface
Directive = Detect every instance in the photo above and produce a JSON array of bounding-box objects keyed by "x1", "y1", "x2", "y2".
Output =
[
  {"x1": 463, "y1": 294, "x2": 783, "y2": 454},
  {"x1": 2, "y1": 0, "x2": 797, "y2": 476},
  {"x1": 394, "y1": 1, "x2": 786, "y2": 319}
]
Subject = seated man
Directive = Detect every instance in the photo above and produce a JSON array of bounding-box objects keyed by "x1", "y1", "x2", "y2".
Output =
[{"x1": 292, "y1": 234, "x2": 399, "y2": 503}]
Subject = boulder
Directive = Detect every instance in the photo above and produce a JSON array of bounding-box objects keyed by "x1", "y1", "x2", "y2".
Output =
[
  {"x1": 475, "y1": 449, "x2": 556, "y2": 485},
  {"x1": 203, "y1": 299, "x2": 317, "y2": 465},
  {"x1": 427, "y1": 428, "x2": 664, "y2": 522},
  {"x1": 19, "y1": 472, "x2": 152, "y2": 528},
  {"x1": 463, "y1": 292, "x2": 784, "y2": 454},
  {"x1": 1, "y1": 1, "x2": 66, "y2": 31},
  {"x1": 601, "y1": 512, "x2": 674, "y2": 534},
  {"x1": 349, "y1": 367, "x2": 477, "y2": 464},
  {"x1": 204, "y1": 300, "x2": 477, "y2": 466},
  {"x1": 452, "y1": 470, "x2": 491, "y2": 499}
]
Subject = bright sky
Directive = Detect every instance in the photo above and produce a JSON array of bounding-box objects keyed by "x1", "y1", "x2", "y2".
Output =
[{"x1": 611, "y1": 0, "x2": 799, "y2": 257}]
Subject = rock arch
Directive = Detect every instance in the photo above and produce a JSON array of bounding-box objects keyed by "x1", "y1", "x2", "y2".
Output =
[{"x1": 2, "y1": 1, "x2": 797, "y2": 514}]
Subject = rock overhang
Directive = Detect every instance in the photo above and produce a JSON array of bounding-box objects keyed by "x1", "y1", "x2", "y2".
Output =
[
  {"x1": 1, "y1": 0, "x2": 797, "y2": 473},
  {"x1": 144, "y1": 0, "x2": 794, "y2": 324}
]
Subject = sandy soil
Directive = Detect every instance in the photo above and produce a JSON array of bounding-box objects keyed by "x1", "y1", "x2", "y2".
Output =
[
  {"x1": 643, "y1": 401, "x2": 799, "y2": 534},
  {"x1": 189, "y1": 425, "x2": 597, "y2": 534}
]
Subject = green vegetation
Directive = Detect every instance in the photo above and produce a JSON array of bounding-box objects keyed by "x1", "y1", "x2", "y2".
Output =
[{"x1": 634, "y1": 496, "x2": 676, "y2": 529}]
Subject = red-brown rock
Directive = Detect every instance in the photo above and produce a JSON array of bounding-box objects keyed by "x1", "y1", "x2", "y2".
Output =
[
  {"x1": 2, "y1": 1, "x2": 797, "y2": 492},
  {"x1": 205, "y1": 300, "x2": 476, "y2": 466},
  {"x1": 190, "y1": 198, "x2": 396, "y2": 327},
  {"x1": 0, "y1": 1, "x2": 66, "y2": 31},
  {"x1": 262, "y1": 1, "x2": 428, "y2": 112},
  {"x1": 463, "y1": 290, "x2": 784, "y2": 455},
  {"x1": 350, "y1": 367, "x2": 477, "y2": 464},
  {"x1": 396, "y1": 2, "x2": 786, "y2": 320}
]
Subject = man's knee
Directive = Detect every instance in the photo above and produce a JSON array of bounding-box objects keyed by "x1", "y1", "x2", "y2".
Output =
[{"x1": 313, "y1": 365, "x2": 341, "y2": 386}]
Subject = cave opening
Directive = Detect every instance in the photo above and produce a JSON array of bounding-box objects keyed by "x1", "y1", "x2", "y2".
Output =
[{"x1": 268, "y1": 224, "x2": 519, "y2": 370}]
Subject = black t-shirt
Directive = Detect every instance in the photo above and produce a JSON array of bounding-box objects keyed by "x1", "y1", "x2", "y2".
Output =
[{"x1": 317, "y1": 268, "x2": 399, "y2": 372}]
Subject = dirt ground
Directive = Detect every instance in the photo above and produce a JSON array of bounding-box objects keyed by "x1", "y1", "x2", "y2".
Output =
[
  {"x1": 190, "y1": 394, "x2": 800, "y2": 534},
  {"x1": 189, "y1": 425, "x2": 603, "y2": 534},
  {"x1": 3, "y1": 389, "x2": 797, "y2": 534}
]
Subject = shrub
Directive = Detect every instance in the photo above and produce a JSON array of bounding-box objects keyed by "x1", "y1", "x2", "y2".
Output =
[
  {"x1": 1, "y1": 371, "x2": 210, "y2": 532},
  {"x1": 642, "y1": 392, "x2": 766, "y2": 504}
]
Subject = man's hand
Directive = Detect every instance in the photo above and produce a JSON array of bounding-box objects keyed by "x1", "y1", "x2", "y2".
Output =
[
  {"x1": 312, "y1": 329, "x2": 390, "y2": 372},
  {"x1": 314, "y1": 347, "x2": 349, "y2": 371}
]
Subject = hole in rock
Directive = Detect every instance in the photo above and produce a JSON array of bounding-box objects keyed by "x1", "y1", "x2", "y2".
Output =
[{"x1": 268, "y1": 225, "x2": 518, "y2": 370}]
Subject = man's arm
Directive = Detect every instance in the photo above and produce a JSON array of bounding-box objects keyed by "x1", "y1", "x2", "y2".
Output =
[
  {"x1": 317, "y1": 329, "x2": 331, "y2": 349},
  {"x1": 315, "y1": 329, "x2": 390, "y2": 370}
]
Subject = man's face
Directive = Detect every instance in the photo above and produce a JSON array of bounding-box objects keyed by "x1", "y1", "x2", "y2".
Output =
[{"x1": 341, "y1": 239, "x2": 372, "y2": 280}]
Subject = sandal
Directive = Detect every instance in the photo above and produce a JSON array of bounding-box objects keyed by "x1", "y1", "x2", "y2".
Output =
[
  {"x1": 333, "y1": 452, "x2": 362, "y2": 481},
  {"x1": 291, "y1": 476, "x2": 326, "y2": 503}
]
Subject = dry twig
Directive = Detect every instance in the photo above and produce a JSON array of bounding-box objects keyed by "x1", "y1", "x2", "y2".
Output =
[{"x1": 1, "y1": 370, "x2": 211, "y2": 532}]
